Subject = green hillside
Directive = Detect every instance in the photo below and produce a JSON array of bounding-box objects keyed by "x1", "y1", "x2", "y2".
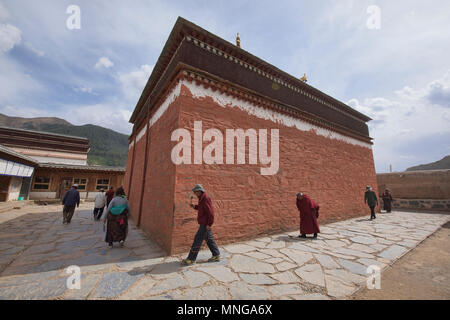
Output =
[
  {"x1": 39, "y1": 123, "x2": 129, "y2": 166},
  {"x1": 406, "y1": 155, "x2": 450, "y2": 171},
  {"x1": 0, "y1": 113, "x2": 129, "y2": 166}
]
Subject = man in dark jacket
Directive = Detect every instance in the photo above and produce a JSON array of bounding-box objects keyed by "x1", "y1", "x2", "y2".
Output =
[
  {"x1": 364, "y1": 186, "x2": 378, "y2": 220},
  {"x1": 62, "y1": 184, "x2": 80, "y2": 224},
  {"x1": 381, "y1": 189, "x2": 393, "y2": 213},
  {"x1": 182, "y1": 184, "x2": 220, "y2": 266}
]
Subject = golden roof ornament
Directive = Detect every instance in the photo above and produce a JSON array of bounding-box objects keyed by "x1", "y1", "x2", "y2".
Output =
[
  {"x1": 300, "y1": 73, "x2": 307, "y2": 83},
  {"x1": 236, "y1": 33, "x2": 241, "y2": 48}
]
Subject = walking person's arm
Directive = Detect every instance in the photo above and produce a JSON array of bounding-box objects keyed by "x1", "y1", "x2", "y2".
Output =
[
  {"x1": 104, "y1": 198, "x2": 114, "y2": 224},
  {"x1": 205, "y1": 198, "x2": 214, "y2": 229},
  {"x1": 190, "y1": 203, "x2": 199, "y2": 210},
  {"x1": 76, "y1": 192, "x2": 80, "y2": 208},
  {"x1": 189, "y1": 196, "x2": 199, "y2": 210},
  {"x1": 125, "y1": 199, "x2": 130, "y2": 217}
]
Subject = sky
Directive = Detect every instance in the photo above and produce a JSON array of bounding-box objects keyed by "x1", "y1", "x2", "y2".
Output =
[{"x1": 0, "y1": 0, "x2": 449, "y2": 173}]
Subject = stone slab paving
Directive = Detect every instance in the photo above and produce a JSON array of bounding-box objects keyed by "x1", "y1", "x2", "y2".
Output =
[{"x1": 0, "y1": 205, "x2": 448, "y2": 300}]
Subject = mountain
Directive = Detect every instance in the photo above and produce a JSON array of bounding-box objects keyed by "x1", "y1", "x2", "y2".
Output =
[
  {"x1": 0, "y1": 113, "x2": 72, "y2": 129},
  {"x1": 406, "y1": 155, "x2": 450, "y2": 171},
  {"x1": 0, "y1": 113, "x2": 129, "y2": 167}
]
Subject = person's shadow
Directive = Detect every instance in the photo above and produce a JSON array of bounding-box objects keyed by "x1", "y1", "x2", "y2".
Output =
[
  {"x1": 275, "y1": 235, "x2": 318, "y2": 242},
  {"x1": 128, "y1": 260, "x2": 181, "y2": 276}
]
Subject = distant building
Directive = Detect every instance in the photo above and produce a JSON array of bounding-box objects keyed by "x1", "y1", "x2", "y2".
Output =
[
  {"x1": 377, "y1": 169, "x2": 450, "y2": 211},
  {"x1": 0, "y1": 126, "x2": 90, "y2": 165},
  {"x1": 0, "y1": 126, "x2": 125, "y2": 202},
  {"x1": 0, "y1": 144, "x2": 37, "y2": 202}
]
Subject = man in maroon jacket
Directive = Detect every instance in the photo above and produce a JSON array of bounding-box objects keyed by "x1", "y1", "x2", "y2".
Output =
[{"x1": 182, "y1": 184, "x2": 220, "y2": 266}]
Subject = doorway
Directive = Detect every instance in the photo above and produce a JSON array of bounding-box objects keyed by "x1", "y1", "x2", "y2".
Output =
[{"x1": 59, "y1": 177, "x2": 73, "y2": 199}]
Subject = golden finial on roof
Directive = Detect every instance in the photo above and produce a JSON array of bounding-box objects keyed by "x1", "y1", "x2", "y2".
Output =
[
  {"x1": 236, "y1": 33, "x2": 241, "y2": 48},
  {"x1": 300, "y1": 73, "x2": 307, "y2": 83}
]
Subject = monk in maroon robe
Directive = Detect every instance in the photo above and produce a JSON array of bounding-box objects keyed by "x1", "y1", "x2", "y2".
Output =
[{"x1": 296, "y1": 192, "x2": 320, "y2": 238}]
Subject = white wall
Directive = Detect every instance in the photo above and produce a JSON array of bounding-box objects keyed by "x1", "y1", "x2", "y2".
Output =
[
  {"x1": 29, "y1": 192, "x2": 57, "y2": 200},
  {"x1": 29, "y1": 156, "x2": 87, "y2": 165},
  {"x1": 7, "y1": 191, "x2": 20, "y2": 201}
]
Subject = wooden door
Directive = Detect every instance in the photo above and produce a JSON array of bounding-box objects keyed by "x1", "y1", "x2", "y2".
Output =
[{"x1": 59, "y1": 177, "x2": 73, "y2": 199}]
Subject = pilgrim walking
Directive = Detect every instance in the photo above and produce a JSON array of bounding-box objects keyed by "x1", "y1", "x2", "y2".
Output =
[
  {"x1": 105, "y1": 186, "x2": 115, "y2": 208},
  {"x1": 93, "y1": 188, "x2": 106, "y2": 221},
  {"x1": 182, "y1": 184, "x2": 220, "y2": 266},
  {"x1": 296, "y1": 192, "x2": 320, "y2": 238},
  {"x1": 364, "y1": 186, "x2": 378, "y2": 219},
  {"x1": 104, "y1": 186, "x2": 129, "y2": 247},
  {"x1": 381, "y1": 189, "x2": 393, "y2": 213},
  {"x1": 62, "y1": 184, "x2": 80, "y2": 224}
]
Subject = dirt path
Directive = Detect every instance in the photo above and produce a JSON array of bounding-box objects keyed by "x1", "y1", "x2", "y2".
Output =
[{"x1": 352, "y1": 221, "x2": 450, "y2": 300}]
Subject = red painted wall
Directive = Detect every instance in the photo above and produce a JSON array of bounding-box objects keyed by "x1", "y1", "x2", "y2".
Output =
[
  {"x1": 124, "y1": 143, "x2": 134, "y2": 196},
  {"x1": 126, "y1": 122, "x2": 147, "y2": 223},
  {"x1": 138, "y1": 96, "x2": 181, "y2": 252},
  {"x1": 126, "y1": 81, "x2": 378, "y2": 255},
  {"x1": 125, "y1": 90, "x2": 182, "y2": 253},
  {"x1": 170, "y1": 83, "x2": 378, "y2": 254}
]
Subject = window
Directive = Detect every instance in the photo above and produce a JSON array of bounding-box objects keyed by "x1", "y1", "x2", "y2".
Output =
[
  {"x1": 96, "y1": 178, "x2": 109, "y2": 190},
  {"x1": 33, "y1": 176, "x2": 50, "y2": 190},
  {"x1": 73, "y1": 178, "x2": 87, "y2": 190}
]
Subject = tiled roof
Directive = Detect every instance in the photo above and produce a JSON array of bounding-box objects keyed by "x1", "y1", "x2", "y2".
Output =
[
  {"x1": 130, "y1": 17, "x2": 372, "y2": 128},
  {"x1": 0, "y1": 126, "x2": 88, "y2": 141},
  {"x1": 0, "y1": 144, "x2": 39, "y2": 165},
  {"x1": 38, "y1": 163, "x2": 125, "y2": 172},
  {"x1": 0, "y1": 144, "x2": 125, "y2": 173}
]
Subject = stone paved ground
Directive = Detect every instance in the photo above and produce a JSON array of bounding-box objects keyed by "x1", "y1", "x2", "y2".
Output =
[{"x1": 0, "y1": 204, "x2": 448, "y2": 300}]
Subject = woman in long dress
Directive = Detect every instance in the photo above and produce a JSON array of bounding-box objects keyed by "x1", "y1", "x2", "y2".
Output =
[{"x1": 103, "y1": 186, "x2": 129, "y2": 247}]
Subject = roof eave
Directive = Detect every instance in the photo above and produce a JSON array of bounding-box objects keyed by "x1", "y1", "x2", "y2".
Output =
[{"x1": 129, "y1": 16, "x2": 373, "y2": 125}]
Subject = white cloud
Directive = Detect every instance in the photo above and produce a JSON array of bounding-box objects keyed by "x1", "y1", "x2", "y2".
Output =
[
  {"x1": 0, "y1": 103, "x2": 132, "y2": 135},
  {"x1": 95, "y1": 56, "x2": 114, "y2": 69},
  {"x1": 118, "y1": 64, "x2": 153, "y2": 102},
  {"x1": 0, "y1": 2, "x2": 10, "y2": 21},
  {"x1": 60, "y1": 103, "x2": 132, "y2": 134},
  {"x1": 0, "y1": 57, "x2": 44, "y2": 105},
  {"x1": 425, "y1": 81, "x2": 450, "y2": 108},
  {"x1": 73, "y1": 86, "x2": 93, "y2": 94},
  {"x1": 0, "y1": 105, "x2": 49, "y2": 118},
  {"x1": 0, "y1": 23, "x2": 21, "y2": 53},
  {"x1": 349, "y1": 70, "x2": 450, "y2": 172},
  {"x1": 24, "y1": 41, "x2": 45, "y2": 57}
]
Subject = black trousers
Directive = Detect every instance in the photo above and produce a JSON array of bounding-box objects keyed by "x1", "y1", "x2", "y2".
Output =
[
  {"x1": 370, "y1": 205, "x2": 376, "y2": 219},
  {"x1": 63, "y1": 205, "x2": 76, "y2": 223},
  {"x1": 187, "y1": 225, "x2": 220, "y2": 261},
  {"x1": 93, "y1": 207, "x2": 104, "y2": 220}
]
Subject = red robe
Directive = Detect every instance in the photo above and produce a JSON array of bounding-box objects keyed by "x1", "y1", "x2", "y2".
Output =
[{"x1": 296, "y1": 195, "x2": 320, "y2": 234}]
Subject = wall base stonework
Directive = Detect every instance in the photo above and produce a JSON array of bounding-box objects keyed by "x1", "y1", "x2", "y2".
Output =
[{"x1": 387, "y1": 198, "x2": 450, "y2": 212}]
